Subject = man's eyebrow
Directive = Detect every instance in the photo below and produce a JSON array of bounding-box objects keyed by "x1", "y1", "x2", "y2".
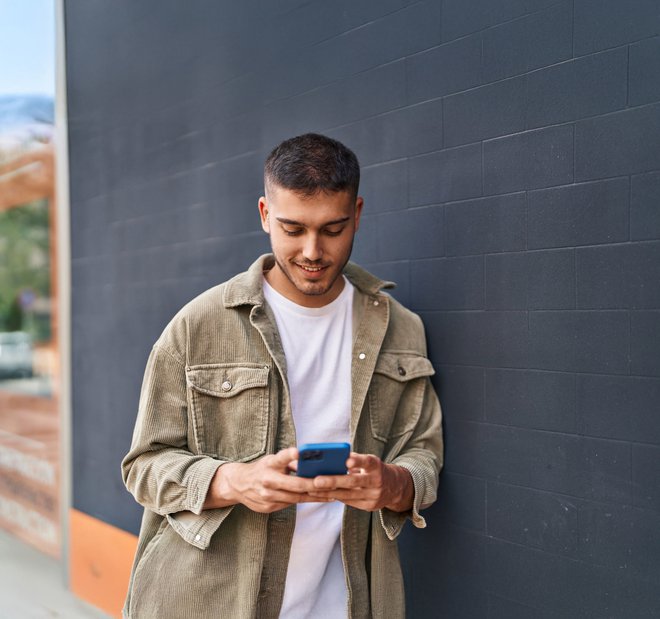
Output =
[{"x1": 275, "y1": 217, "x2": 351, "y2": 227}]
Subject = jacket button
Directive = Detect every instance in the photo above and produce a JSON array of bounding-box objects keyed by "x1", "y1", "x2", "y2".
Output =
[
  {"x1": 398, "y1": 366, "x2": 406, "y2": 376},
  {"x1": 358, "y1": 353, "x2": 366, "y2": 360},
  {"x1": 373, "y1": 300, "x2": 379, "y2": 306},
  {"x1": 221, "y1": 381, "x2": 232, "y2": 391}
]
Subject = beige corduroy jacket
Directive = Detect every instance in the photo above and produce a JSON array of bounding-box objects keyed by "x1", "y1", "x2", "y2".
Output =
[{"x1": 121, "y1": 254, "x2": 443, "y2": 619}]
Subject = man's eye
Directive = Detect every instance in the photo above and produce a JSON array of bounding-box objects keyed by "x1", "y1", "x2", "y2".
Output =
[
  {"x1": 324, "y1": 227, "x2": 344, "y2": 236},
  {"x1": 283, "y1": 228, "x2": 303, "y2": 236}
]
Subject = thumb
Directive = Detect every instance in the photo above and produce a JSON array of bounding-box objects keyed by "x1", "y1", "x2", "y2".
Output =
[{"x1": 272, "y1": 447, "x2": 299, "y2": 467}]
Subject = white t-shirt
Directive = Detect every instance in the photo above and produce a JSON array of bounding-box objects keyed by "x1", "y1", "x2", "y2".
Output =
[{"x1": 263, "y1": 276, "x2": 354, "y2": 619}]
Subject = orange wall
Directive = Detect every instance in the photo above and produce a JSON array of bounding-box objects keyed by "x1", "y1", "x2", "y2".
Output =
[{"x1": 70, "y1": 509, "x2": 137, "y2": 618}]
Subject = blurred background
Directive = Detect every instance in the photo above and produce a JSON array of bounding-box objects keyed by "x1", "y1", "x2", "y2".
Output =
[
  {"x1": 0, "y1": 0, "x2": 59, "y2": 563},
  {"x1": 1, "y1": 1, "x2": 659, "y2": 617}
]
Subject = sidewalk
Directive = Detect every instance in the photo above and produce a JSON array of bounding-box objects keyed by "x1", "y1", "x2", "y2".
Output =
[{"x1": 0, "y1": 529, "x2": 110, "y2": 619}]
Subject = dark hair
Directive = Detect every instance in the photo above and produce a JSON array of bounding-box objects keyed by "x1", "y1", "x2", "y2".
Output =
[{"x1": 264, "y1": 133, "x2": 360, "y2": 198}]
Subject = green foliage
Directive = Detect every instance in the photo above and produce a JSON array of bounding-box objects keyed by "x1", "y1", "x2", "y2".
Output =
[{"x1": 0, "y1": 199, "x2": 51, "y2": 340}]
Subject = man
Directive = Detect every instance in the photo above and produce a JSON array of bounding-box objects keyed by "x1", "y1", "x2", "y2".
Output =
[{"x1": 121, "y1": 133, "x2": 443, "y2": 619}]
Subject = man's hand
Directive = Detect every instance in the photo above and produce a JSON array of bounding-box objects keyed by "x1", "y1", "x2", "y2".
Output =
[
  {"x1": 307, "y1": 453, "x2": 414, "y2": 513},
  {"x1": 203, "y1": 447, "x2": 330, "y2": 513}
]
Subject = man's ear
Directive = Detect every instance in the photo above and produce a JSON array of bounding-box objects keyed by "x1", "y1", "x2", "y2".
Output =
[
  {"x1": 258, "y1": 197, "x2": 270, "y2": 233},
  {"x1": 354, "y1": 196, "x2": 364, "y2": 231}
]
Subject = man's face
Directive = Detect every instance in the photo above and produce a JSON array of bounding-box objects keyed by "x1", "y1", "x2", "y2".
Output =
[{"x1": 258, "y1": 186, "x2": 363, "y2": 308}]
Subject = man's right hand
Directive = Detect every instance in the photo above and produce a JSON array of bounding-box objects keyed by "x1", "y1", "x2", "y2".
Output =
[{"x1": 203, "y1": 447, "x2": 328, "y2": 513}]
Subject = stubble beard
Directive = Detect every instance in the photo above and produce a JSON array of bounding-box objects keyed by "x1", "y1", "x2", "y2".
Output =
[
  {"x1": 274, "y1": 254, "x2": 335, "y2": 297},
  {"x1": 272, "y1": 239, "x2": 354, "y2": 299}
]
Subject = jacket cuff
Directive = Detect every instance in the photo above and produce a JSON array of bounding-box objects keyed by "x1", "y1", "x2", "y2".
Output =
[
  {"x1": 378, "y1": 461, "x2": 428, "y2": 541},
  {"x1": 166, "y1": 506, "x2": 235, "y2": 550},
  {"x1": 167, "y1": 459, "x2": 234, "y2": 549},
  {"x1": 184, "y1": 457, "x2": 226, "y2": 515}
]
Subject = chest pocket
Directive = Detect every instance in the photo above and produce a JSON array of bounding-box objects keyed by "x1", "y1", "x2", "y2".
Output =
[
  {"x1": 186, "y1": 363, "x2": 270, "y2": 461},
  {"x1": 368, "y1": 352, "x2": 435, "y2": 443}
]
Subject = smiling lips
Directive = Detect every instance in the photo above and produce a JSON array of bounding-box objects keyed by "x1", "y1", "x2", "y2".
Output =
[{"x1": 296, "y1": 263, "x2": 329, "y2": 277}]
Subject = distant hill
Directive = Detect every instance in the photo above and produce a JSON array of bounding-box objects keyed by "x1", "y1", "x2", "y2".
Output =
[{"x1": 0, "y1": 95, "x2": 54, "y2": 133}]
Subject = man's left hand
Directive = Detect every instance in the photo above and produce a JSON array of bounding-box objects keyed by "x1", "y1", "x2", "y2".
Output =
[{"x1": 307, "y1": 453, "x2": 414, "y2": 513}]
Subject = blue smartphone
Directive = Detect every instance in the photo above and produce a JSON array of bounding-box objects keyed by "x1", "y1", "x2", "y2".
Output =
[{"x1": 297, "y1": 442, "x2": 350, "y2": 478}]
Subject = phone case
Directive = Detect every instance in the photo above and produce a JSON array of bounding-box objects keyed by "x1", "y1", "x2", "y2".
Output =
[{"x1": 297, "y1": 442, "x2": 351, "y2": 478}]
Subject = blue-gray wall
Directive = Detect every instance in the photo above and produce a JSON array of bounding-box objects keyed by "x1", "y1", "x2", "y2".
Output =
[{"x1": 66, "y1": 1, "x2": 660, "y2": 616}]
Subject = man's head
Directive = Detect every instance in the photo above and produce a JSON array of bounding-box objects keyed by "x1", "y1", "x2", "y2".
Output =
[
  {"x1": 263, "y1": 133, "x2": 360, "y2": 200},
  {"x1": 259, "y1": 134, "x2": 363, "y2": 308}
]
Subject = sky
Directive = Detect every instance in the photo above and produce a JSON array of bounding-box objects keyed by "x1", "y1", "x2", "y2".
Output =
[{"x1": 0, "y1": 0, "x2": 55, "y2": 97}]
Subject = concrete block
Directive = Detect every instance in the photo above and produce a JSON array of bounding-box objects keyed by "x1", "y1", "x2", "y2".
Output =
[
  {"x1": 409, "y1": 144, "x2": 482, "y2": 206},
  {"x1": 529, "y1": 311, "x2": 629, "y2": 374},
  {"x1": 487, "y1": 483, "x2": 579, "y2": 556},
  {"x1": 631, "y1": 171, "x2": 660, "y2": 241},
  {"x1": 485, "y1": 249, "x2": 575, "y2": 310},
  {"x1": 485, "y1": 368, "x2": 576, "y2": 432},
  {"x1": 445, "y1": 193, "x2": 526, "y2": 256},
  {"x1": 486, "y1": 538, "x2": 660, "y2": 617},
  {"x1": 630, "y1": 36, "x2": 660, "y2": 106},
  {"x1": 442, "y1": 0, "x2": 527, "y2": 41},
  {"x1": 526, "y1": 47, "x2": 628, "y2": 129},
  {"x1": 633, "y1": 444, "x2": 660, "y2": 511},
  {"x1": 578, "y1": 503, "x2": 660, "y2": 581},
  {"x1": 577, "y1": 242, "x2": 660, "y2": 309},
  {"x1": 481, "y1": 2, "x2": 572, "y2": 81},
  {"x1": 377, "y1": 205, "x2": 444, "y2": 260},
  {"x1": 574, "y1": 0, "x2": 660, "y2": 55},
  {"x1": 406, "y1": 34, "x2": 482, "y2": 103},
  {"x1": 444, "y1": 76, "x2": 526, "y2": 147},
  {"x1": 484, "y1": 125, "x2": 573, "y2": 194},
  {"x1": 631, "y1": 311, "x2": 660, "y2": 377},
  {"x1": 578, "y1": 375, "x2": 660, "y2": 444},
  {"x1": 436, "y1": 473, "x2": 486, "y2": 532},
  {"x1": 360, "y1": 161, "x2": 409, "y2": 214},
  {"x1": 410, "y1": 256, "x2": 484, "y2": 310},
  {"x1": 575, "y1": 103, "x2": 660, "y2": 181},
  {"x1": 422, "y1": 310, "x2": 529, "y2": 368},
  {"x1": 437, "y1": 364, "x2": 485, "y2": 422},
  {"x1": 528, "y1": 178, "x2": 629, "y2": 249}
]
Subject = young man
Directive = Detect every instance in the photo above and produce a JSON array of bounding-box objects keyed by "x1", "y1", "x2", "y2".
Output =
[{"x1": 121, "y1": 134, "x2": 443, "y2": 619}]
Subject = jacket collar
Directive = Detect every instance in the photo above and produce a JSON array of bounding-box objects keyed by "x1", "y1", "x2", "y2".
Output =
[{"x1": 223, "y1": 253, "x2": 394, "y2": 308}]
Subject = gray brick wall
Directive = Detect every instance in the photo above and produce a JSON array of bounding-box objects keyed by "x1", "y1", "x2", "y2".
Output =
[{"x1": 66, "y1": 0, "x2": 660, "y2": 616}]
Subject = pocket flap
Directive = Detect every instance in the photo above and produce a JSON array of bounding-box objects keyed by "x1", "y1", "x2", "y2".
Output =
[
  {"x1": 373, "y1": 352, "x2": 435, "y2": 382},
  {"x1": 186, "y1": 364, "x2": 269, "y2": 398}
]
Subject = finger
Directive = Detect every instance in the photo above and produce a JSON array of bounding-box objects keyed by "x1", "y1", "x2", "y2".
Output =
[
  {"x1": 264, "y1": 472, "x2": 318, "y2": 494},
  {"x1": 270, "y1": 447, "x2": 299, "y2": 467},
  {"x1": 257, "y1": 488, "x2": 323, "y2": 505},
  {"x1": 313, "y1": 473, "x2": 372, "y2": 490},
  {"x1": 308, "y1": 489, "x2": 379, "y2": 503},
  {"x1": 339, "y1": 500, "x2": 379, "y2": 512},
  {"x1": 298, "y1": 494, "x2": 336, "y2": 504},
  {"x1": 346, "y1": 453, "x2": 380, "y2": 471}
]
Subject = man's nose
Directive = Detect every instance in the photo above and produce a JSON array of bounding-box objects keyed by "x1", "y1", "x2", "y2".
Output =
[{"x1": 302, "y1": 234, "x2": 323, "y2": 261}]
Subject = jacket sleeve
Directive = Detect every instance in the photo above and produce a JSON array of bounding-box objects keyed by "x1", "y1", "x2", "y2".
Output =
[
  {"x1": 379, "y1": 377, "x2": 443, "y2": 540},
  {"x1": 377, "y1": 315, "x2": 444, "y2": 541},
  {"x1": 121, "y1": 343, "x2": 234, "y2": 549}
]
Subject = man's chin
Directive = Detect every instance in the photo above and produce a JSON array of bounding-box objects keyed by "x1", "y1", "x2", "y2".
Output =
[{"x1": 294, "y1": 280, "x2": 332, "y2": 297}]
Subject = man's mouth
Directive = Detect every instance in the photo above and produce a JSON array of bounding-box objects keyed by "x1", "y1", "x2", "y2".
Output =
[
  {"x1": 295, "y1": 263, "x2": 329, "y2": 275},
  {"x1": 298, "y1": 265, "x2": 324, "y2": 272}
]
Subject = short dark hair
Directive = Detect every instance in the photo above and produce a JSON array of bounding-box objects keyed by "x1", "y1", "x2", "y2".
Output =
[{"x1": 264, "y1": 133, "x2": 360, "y2": 198}]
